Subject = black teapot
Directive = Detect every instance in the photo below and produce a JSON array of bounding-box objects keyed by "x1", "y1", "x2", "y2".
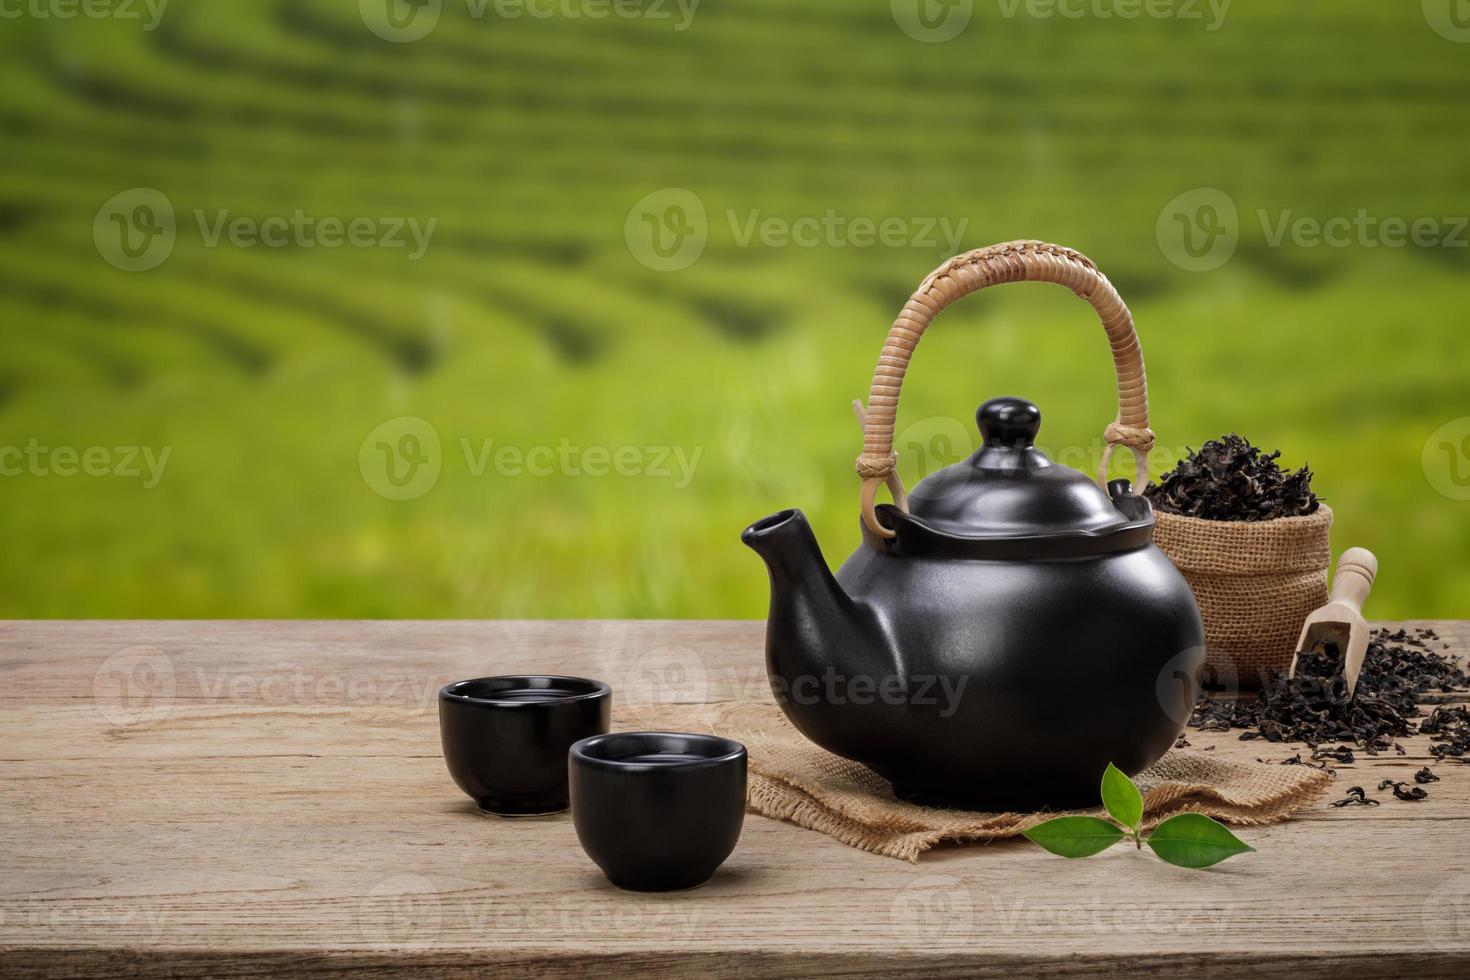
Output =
[{"x1": 742, "y1": 242, "x2": 1204, "y2": 810}]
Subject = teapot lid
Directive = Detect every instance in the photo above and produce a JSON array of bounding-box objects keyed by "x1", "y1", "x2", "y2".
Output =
[{"x1": 900, "y1": 396, "x2": 1144, "y2": 542}]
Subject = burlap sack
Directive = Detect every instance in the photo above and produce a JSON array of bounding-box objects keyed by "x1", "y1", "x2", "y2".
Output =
[
  {"x1": 626, "y1": 702, "x2": 1334, "y2": 863},
  {"x1": 1153, "y1": 505, "x2": 1333, "y2": 687}
]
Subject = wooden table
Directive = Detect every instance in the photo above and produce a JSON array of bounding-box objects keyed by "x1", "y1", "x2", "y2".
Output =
[{"x1": 3, "y1": 620, "x2": 1469, "y2": 978}]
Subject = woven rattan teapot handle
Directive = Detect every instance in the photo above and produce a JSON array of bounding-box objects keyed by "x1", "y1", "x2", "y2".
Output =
[{"x1": 856, "y1": 240, "x2": 1154, "y2": 540}]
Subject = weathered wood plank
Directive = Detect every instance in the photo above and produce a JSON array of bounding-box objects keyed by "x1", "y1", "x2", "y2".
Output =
[{"x1": 1, "y1": 621, "x2": 1468, "y2": 978}]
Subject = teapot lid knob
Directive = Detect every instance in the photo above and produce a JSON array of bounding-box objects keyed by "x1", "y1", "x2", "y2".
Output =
[{"x1": 977, "y1": 397, "x2": 1041, "y2": 448}]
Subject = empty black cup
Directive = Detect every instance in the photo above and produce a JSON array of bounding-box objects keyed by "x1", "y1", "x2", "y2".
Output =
[
  {"x1": 439, "y1": 675, "x2": 610, "y2": 816},
  {"x1": 570, "y1": 732, "x2": 747, "y2": 892}
]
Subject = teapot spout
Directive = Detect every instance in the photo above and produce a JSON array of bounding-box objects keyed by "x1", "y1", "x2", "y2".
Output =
[
  {"x1": 741, "y1": 510, "x2": 899, "y2": 755},
  {"x1": 741, "y1": 510, "x2": 857, "y2": 644}
]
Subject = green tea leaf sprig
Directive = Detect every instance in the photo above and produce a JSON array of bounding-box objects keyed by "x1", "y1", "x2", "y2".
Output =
[{"x1": 1022, "y1": 763, "x2": 1254, "y2": 869}]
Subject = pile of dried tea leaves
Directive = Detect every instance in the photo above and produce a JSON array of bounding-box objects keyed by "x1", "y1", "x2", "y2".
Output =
[
  {"x1": 1145, "y1": 435, "x2": 1319, "y2": 521},
  {"x1": 1191, "y1": 627, "x2": 1469, "y2": 758},
  {"x1": 1423, "y1": 705, "x2": 1470, "y2": 762}
]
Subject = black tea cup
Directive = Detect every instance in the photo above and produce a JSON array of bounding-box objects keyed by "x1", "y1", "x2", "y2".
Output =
[
  {"x1": 439, "y1": 675, "x2": 611, "y2": 816},
  {"x1": 570, "y1": 732, "x2": 747, "y2": 891}
]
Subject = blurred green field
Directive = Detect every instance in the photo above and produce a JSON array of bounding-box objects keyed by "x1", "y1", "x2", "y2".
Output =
[{"x1": 0, "y1": 0, "x2": 1466, "y2": 618}]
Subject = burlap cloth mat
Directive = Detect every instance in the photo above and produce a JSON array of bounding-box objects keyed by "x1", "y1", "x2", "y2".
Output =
[{"x1": 624, "y1": 701, "x2": 1333, "y2": 862}]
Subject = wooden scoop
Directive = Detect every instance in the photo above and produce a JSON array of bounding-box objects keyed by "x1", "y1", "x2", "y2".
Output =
[{"x1": 1289, "y1": 548, "x2": 1378, "y2": 698}]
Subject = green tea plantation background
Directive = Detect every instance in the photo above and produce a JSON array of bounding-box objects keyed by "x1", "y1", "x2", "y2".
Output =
[{"x1": 1, "y1": 0, "x2": 1466, "y2": 618}]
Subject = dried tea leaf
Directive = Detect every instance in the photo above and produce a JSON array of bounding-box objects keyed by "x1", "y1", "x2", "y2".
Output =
[
  {"x1": 1382, "y1": 781, "x2": 1428, "y2": 802},
  {"x1": 1329, "y1": 786, "x2": 1379, "y2": 808}
]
